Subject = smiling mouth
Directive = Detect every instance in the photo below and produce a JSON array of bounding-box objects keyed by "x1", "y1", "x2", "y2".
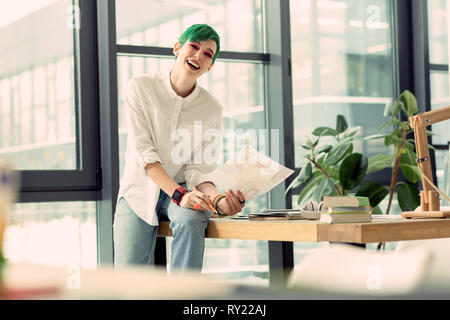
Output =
[{"x1": 187, "y1": 60, "x2": 200, "y2": 70}]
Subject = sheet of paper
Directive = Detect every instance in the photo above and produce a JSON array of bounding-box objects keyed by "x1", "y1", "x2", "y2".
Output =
[{"x1": 206, "y1": 145, "x2": 294, "y2": 200}]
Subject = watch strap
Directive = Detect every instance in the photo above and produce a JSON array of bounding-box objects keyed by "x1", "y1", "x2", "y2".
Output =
[{"x1": 171, "y1": 187, "x2": 189, "y2": 206}]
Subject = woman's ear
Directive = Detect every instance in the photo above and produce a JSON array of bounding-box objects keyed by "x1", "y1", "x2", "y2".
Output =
[{"x1": 173, "y1": 42, "x2": 182, "y2": 57}]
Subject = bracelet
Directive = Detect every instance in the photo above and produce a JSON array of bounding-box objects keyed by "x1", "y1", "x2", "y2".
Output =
[{"x1": 213, "y1": 194, "x2": 226, "y2": 216}]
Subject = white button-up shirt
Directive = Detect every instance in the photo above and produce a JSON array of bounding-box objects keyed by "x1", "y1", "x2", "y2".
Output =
[{"x1": 117, "y1": 72, "x2": 223, "y2": 226}]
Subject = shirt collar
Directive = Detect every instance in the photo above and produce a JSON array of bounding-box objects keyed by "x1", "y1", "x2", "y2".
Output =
[{"x1": 165, "y1": 70, "x2": 201, "y2": 103}]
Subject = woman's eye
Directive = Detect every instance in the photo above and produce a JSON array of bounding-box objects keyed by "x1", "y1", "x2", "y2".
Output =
[
  {"x1": 204, "y1": 52, "x2": 212, "y2": 58},
  {"x1": 190, "y1": 44, "x2": 199, "y2": 50}
]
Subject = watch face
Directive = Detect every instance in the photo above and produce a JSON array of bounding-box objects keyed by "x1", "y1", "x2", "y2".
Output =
[{"x1": 172, "y1": 189, "x2": 182, "y2": 201}]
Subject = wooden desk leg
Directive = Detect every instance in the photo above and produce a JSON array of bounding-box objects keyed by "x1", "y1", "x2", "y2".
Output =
[
  {"x1": 155, "y1": 236, "x2": 167, "y2": 268},
  {"x1": 268, "y1": 241, "x2": 294, "y2": 288}
]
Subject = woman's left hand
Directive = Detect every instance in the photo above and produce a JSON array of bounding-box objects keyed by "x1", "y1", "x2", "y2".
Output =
[{"x1": 216, "y1": 190, "x2": 246, "y2": 215}]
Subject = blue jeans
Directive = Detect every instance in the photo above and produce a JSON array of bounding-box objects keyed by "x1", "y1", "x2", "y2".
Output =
[{"x1": 113, "y1": 184, "x2": 213, "y2": 272}]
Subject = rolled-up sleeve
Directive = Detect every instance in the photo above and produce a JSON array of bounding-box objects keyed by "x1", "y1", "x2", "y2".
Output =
[
  {"x1": 184, "y1": 116, "x2": 223, "y2": 190},
  {"x1": 125, "y1": 78, "x2": 162, "y2": 176}
]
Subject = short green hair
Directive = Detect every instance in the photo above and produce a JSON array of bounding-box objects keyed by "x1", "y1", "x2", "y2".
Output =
[{"x1": 178, "y1": 24, "x2": 221, "y2": 63}]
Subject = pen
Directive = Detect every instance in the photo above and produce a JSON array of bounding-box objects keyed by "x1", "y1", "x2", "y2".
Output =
[{"x1": 193, "y1": 187, "x2": 219, "y2": 215}]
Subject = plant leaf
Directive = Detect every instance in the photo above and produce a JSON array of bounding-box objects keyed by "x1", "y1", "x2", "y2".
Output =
[
  {"x1": 404, "y1": 140, "x2": 415, "y2": 152},
  {"x1": 355, "y1": 181, "x2": 389, "y2": 207},
  {"x1": 401, "y1": 90, "x2": 418, "y2": 117},
  {"x1": 399, "y1": 164, "x2": 421, "y2": 184},
  {"x1": 341, "y1": 126, "x2": 361, "y2": 139},
  {"x1": 312, "y1": 127, "x2": 338, "y2": 137},
  {"x1": 325, "y1": 141, "x2": 352, "y2": 166},
  {"x1": 384, "y1": 134, "x2": 402, "y2": 146},
  {"x1": 363, "y1": 133, "x2": 388, "y2": 141},
  {"x1": 372, "y1": 205, "x2": 383, "y2": 215},
  {"x1": 312, "y1": 178, "x2": 335, "y2": 202},
  {"x1": 339, "y1": 153, "x2": 368, "y2": 190},
  {"x1": 392, "y1": 100, "x2": 404, "y2": 117},
  {"x1": 311, "y1": 136, "x2": 320, "y2": 147},
  {"x1": 367, "y1": 154, "x2": 394, "y2": 173},
  {"x1": 316, "y1": 144, "x2": 333, "y2": 154},
  {"x1": 285, "y1": 161, "x2": 313, "y2": 194},
  {"x1": 376, "y1": 118, "x2": 397, "y2": 133},
  {"x1": 336, "y1": 114, "x2": 348, "y2": 134},
  {"x1": 399, "y1": 149, "x2": 421, "y2": 183},
  {"x1": 398, "y1": 121, "x2": 410, "y2": 131},
  {"x1": 397, "y1": 182, "x2": 420, "y2": 211},
  {"x1": 317, "y1": 156, "x2": 340, "y2": 181},
  {"x1": 297, "y1": 174, "x2": 325, "y2": 206},
  {"x1": 383, "y1": 99, "x2": 395, "y2": 117}
]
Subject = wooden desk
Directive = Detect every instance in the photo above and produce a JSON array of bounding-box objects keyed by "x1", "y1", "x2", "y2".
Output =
[
  {"x1": 157, "y1": 217, "x2": 450, "y2": 287},
  {"x1": 158, "y1": 217, "x2": 450, "y2": 243}
]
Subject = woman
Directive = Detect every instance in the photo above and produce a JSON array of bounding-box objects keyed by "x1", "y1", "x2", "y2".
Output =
[{"x1": 113, "y1": 24, "x2": 245, "y2": 272}]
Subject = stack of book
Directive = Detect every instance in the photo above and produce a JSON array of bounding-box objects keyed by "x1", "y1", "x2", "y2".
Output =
[{"x1": 319, "y1": 196, "x2": 373, "y2": 223}]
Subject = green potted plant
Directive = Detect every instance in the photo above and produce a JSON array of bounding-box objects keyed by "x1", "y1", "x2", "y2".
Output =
[
  {"x1": 364, "y1": 90, "x2": 424, "y2": 250},
  {"x1": 286, "y1": 114, "x2": 389, "y2": 212},
  {"x1": 364, "y1": 90, "x2": 422, "y2": 216}
]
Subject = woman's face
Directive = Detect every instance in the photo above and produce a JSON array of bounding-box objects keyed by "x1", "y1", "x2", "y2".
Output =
[{"x1": 173, "y1": 39, "x2": 217, "y2": 79}]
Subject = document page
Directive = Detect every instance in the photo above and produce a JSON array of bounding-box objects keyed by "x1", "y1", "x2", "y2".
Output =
[{"x1": 206, "y1": 145, "x2": 294, "y2": 200}]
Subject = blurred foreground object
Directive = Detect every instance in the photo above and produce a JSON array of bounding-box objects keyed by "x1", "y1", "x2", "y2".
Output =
[
  {"x1": 0, "y1": 162, "x2": 19, "y2": 295},
  {"x1": 288, "y1": 244, "x2": 430, "y2": 296}
]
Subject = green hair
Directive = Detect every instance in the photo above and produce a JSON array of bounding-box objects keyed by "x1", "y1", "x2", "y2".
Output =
[{"x1": 178, "y1": 24, "x2": 221, "y2": 63}]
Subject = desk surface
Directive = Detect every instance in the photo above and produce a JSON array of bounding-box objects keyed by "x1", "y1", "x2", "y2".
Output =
[{"x1": 158, "y1": 217, "x2": 450, "y2": 244}]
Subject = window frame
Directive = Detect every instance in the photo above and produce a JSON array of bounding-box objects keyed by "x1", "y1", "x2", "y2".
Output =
[{"x1": 18, "y1": 0, "x2": 101, "y2": 202}]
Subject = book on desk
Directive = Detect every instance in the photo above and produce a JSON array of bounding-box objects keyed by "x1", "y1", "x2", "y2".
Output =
[
  {"x1": 320, "y1": 196, "x2": 372, "y2": 223},
  {"x1": 323, "y1": 195, "x2": 370, "y2": 207}
]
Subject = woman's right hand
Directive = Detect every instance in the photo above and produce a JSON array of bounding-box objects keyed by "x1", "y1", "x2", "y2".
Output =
[{"x1": 179, "y1": 189, "x2": 213, "y2": 212}]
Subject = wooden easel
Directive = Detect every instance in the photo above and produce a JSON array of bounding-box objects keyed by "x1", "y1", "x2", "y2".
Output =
[{"x1": 401, "y1": 105, "x2": 450, "y2": 219}]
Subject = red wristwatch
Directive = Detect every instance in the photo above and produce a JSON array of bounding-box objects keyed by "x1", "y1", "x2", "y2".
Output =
[{"x1": 171, "y1": 187, "x2": 189, "y2": 206}]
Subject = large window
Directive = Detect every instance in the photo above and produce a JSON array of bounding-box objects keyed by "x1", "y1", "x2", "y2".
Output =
[
  {"x1": 1, "y1": 0, "x2": 100, "y2": 270},
  {"x1": 0, "y1": 0, "x2": 99, "y2": 195},
  {"x1": 115, "y1": 0, "x2": 269, "y2": 286},
  {"x1": 115, "y1": 0, "x2": 264, "y2": 52},
  {"x1": 428, "y1": 0, "x2": 450, "y2": 204},
  {"x1": 428, "y1": 0, "x2": 448, "y2": 65},
  {"x1": 290, "y1": 0, "x2": 395, "y2": 169},
  {"x1": 0, "y1": 0, "x2": 77, "y2": 170},
  {"x1": 289, "y1": 0, "x2": 397, "y2": 258},
  {"x1": 3, "y1": 201, "x2": 97, "y2": 269}
]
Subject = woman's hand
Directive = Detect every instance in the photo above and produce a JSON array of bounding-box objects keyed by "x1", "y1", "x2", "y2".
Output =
[
  {"x1": 216, "y1": 190, "x2": 246, "y2": 216},
  {"x1": 179, "y1": 189, "x2": 213, "y2": 212}
]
